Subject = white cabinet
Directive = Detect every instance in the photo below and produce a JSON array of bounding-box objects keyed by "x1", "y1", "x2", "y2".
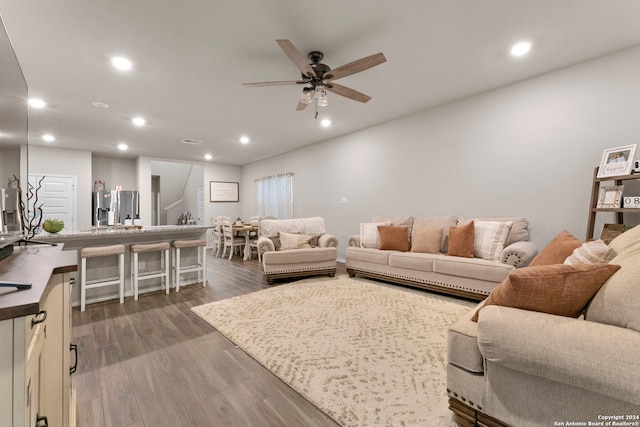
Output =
[{"x1": 0, "y1": 271, "x2": 75, "y2": 427}]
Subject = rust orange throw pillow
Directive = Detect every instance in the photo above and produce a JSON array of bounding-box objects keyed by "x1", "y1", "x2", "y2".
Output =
[
  {"x1": 377, "y1": 225, "x2": 410, "y2": 251},
  {"x1": 471, "y1": 263, "x2": 621, "y2": 321},
  {"x1": 447, "y1": 221, "x2": 474, "y2": 258},
  {"x1": 529, "y1": 230, "x2": 582, "y2": 266}
]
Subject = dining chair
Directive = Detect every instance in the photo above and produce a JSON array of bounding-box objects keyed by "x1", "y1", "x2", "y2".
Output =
[
  {"x1": 221, "y1": 218, "x2": 247, "y2": 260},
  {"x1": 210, "y1": 216, "x2": 224, "y2": 257},
  {"x1": 247, "y1": 219, "x2": 262, "y2": 261}
]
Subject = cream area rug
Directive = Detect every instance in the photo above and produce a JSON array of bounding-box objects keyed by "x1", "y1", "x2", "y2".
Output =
[{"x1": 192, "y1": 276, "x2": 476, "y2": 427}]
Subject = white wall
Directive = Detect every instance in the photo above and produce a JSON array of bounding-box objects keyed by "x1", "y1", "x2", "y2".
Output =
[
  {"x1": 0, "y1": 147, "x2": 20, "y2": 187},
  {"x1": 241, "y1": 45, "x2": 640, "y2": 260},
  {"x1": 92, "y1": 156, "x2": 137, "y2": 191},
  {"x1": 29, "y1": 145, "x2": 93, "y2": 231},
  {"x1": 150, "y1": 160, "x2": 203, "y2": 225},
  {"x1": 204, "y1": 163, "x2": 243, "y2": 224}
]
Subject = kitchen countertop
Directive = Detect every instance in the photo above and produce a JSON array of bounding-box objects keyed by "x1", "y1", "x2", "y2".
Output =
[
  {"x1": 33, "y1": 224, "x2": 210, "y2": 241},
  {"x1": 0, "y1": 243, "x2": 77, "y2": 321}
]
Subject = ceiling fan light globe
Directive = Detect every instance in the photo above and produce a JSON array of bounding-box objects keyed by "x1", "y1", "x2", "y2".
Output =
[{"x1": 300, "y1": 90, "x2": 313, "y2": 104}]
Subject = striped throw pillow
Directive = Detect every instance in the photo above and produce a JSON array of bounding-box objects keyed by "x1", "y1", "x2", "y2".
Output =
[{"x1": 473, "y1": 220, "x2": 513, "y2": 261}]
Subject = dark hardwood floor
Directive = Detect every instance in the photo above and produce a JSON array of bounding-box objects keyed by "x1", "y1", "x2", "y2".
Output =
[{"x1": 72, "y1": 253, "x2": 346, "y2": 427}]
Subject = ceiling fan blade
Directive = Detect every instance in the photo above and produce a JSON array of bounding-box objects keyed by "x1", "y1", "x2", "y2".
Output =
[
  {"x1": 242, "y1": 80, "x2": 303, "y2": 87},
  {"x1": 325, "y1": 52, "x2": 386, "y2": 81},
  {"x1": 296, "y1": 101, "x2": 309, "y2": 111},
  {"x1": 326, "y1": 82, "x2": 371, "y2": 103},
  {"x1": 276, "y1": 39, "x2": 317, "y2": 78}
]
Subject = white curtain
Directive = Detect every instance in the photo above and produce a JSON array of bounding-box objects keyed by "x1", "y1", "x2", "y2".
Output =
[{"x1": 255, "y1": 172, "x2": 294, "y2": 219}]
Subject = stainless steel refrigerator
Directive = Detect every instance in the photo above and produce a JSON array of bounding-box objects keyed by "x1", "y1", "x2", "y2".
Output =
[{"x1": 93, "y1": 190, "x2": 139, "y2": 226}]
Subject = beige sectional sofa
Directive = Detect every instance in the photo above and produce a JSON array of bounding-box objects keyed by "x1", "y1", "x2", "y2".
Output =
[
  {"x1": 447, "y1": 226, "x2": 640, "y2": 426},
  {"x1": 257, "y1": 217, "x2": 338, "y2": 284},
  {"x1": 346, "y1": 216, "x2": 537, "y2": 300}
]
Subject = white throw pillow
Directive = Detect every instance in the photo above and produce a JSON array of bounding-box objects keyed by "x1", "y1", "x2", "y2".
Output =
[
  {"x1": 279, "y1": 232, "x2": 313, "y2": 250},
  {"x1": 473, "y1": 220, "x2": 513, "y2": 261},
  {"x1": 359, "y1": 221, "x2": 391, "y2": 249},
  {"x1": 564, "y1": 239, "x2": 616, "y2": 265}
]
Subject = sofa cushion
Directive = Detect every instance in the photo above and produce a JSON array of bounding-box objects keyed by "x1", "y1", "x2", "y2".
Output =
[
  {"x1": 447, "y1": 301, "x2": 485, "y2": 373},
  {"x1": 564, "y1": 239, "x2": 616, "y2": 265},
  {"x1": 528, "y1": 230, "x2": 583, "y2": 266},
  {"x1": 434, "y1": 256, "x2": 513, "y2": 282},
  {"x1": 359, "y1": 221, "x2": 390, "y2": 249},
  {"x1": 413, "y1": 216, "x2": 458, "y2": 252},
  {"x1": 300, "y1": 217, "x2": 327, "y2": 237},
  {"x1": 586, "y1": 224, "x2": 640, "y2": 332},
  {"x1": 260, "y1": 217, "x2": 327, "y2": 239},
  {"x1": 472, "y1": 263, "x2": 621, "y2": 321},
  {"x1": 377, "y1": 225, "x2": 410, "y2": 251},
  {"x1": 346, "y1": 246, "x2": 392, "y2": 265},
  {"x1": 448, "y1": 221, "x2": 475, "y2": 258},
  {"x1": 458, "y1": 216, "x2": 529, "y2": 246},
  {"x1": 279, "y1": 232, "x2": 313, "y2": 250},
  {"x1": 473, "y1": 220, "x2": 513, "y2": 262},
  {"x1": 262, "y1": 247, "x2": 336, "y2": 264},
  {"x1": 410, "y1": 227, "x2": 442, "y2": 254},
  {"x1": 388, "y1": 252, "x2": 436, "y2": 272},
  {"x1": 372, "y1": 216, "x2": 415, "y2": 237}
]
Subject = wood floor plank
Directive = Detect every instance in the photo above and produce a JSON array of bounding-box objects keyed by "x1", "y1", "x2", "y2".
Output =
[{"x1": 72, "y1": 255, "x2": 342, "y2": 426}]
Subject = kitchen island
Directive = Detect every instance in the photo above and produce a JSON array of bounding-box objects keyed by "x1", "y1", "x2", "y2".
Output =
[
  {"x1": 32, "y1": 225, "x2": 210, "y2": 306},
  {"x1": 0, "y1": 243, "x2": 77, "y2": 426}
]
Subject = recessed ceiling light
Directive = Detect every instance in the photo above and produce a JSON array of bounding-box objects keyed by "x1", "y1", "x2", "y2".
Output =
[
  {"x1": 118, "y1": 143, "x2": 128, "y2": 150},
  {"x1": 28, "y1": 98, "x2": 46, "y2": 109},
  {"x1": 204, "y1": 154, "x2": 213, "y2": 160},
  {"x1": 91, "y1": 101, "x2": 110, "y2": 109},
  {"x1": 321, "y1": 119, "x2": 331, "y2": 127},
  {"x1": 111, "y1": 56, "x2": 133, "y2": 71},
  {"x1": 510, "y1": 41, "x2": 532, "y2": 57},
  {"x1": 240, "y1": 136, "x2": 250, "y2": 144},
  {"x1": 42, "y1": 134, "x2": 55, "y2": 142},
  {"x1": 132, "y1": 117, "x2": 146, "y2": 126}
]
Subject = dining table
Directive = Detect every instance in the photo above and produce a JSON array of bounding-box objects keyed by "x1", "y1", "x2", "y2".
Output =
[{"x1": 231, "y1": 223, "x2": 258, "y2": 260}]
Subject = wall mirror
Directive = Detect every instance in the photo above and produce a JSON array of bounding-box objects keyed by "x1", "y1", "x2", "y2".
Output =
[{"x1": 0, "y1": 16, "x2": 28, "y2": 239}]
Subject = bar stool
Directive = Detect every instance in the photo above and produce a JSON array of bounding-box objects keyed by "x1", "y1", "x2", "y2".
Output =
[
  {"x1": 130, "y1": 242, "x2": 171, "y2": 300},
  {"x1": 172, "y1": 239, "x2": 207, "y2": 291},
  {"x1": 80, "y1": 244, "x2": 126, "y2": 312}
]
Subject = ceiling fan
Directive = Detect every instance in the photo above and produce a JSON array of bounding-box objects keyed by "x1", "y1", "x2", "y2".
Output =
[{"x1": 243, "y1": 39, "x2": 387, "y2": 117}]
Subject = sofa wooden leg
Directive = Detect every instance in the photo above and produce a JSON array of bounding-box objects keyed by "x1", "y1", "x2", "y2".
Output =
[
  {"x1": 266, "y1": 277, "x2": 275, "y2": 286},
  {"x1": 449, "y1": 398, "x2": 509, "y2": 427},
  {"x1": 347, "y1": 268, "x2": 355, "y2": 278}
]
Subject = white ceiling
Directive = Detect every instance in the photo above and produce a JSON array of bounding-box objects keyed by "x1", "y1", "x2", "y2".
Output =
[{"x1": 2, "y1": 1, "x2": 640, "y2": 166}]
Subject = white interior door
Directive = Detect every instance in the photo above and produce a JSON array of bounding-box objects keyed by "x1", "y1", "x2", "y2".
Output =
[{"x1": 28, "y1": 174, "x2": 76, "y2": 232}]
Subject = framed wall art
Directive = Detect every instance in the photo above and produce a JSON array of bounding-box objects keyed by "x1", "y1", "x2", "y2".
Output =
[
  {"x1": 597, "y1": 144, "x2": 637, "y2": 178},
  {"x1": 210, "y1": 181, "x2": 239, "y2": 202},
  {"x1": 596, "y1": 185, "x2": 624, "y2": 209}
]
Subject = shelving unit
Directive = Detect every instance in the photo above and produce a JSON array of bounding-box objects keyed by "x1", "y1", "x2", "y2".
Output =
[{"x1": 586, "y1": 166, "x2": 640, "y2": 240}]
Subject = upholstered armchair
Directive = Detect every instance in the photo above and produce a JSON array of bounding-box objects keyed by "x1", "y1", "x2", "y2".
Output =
[{"x1": 256, "y1": 217, "x2": 338, "y2": 284}]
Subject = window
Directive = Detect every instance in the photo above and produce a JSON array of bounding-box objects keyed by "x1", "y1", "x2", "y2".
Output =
[{"x1": 255, "y1": 172, "x2": 294, "y2": 219}]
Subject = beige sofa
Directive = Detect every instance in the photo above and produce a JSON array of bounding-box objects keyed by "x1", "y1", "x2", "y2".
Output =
[
  {"x1": 257, "y1": 217, "x2": 338, "y2": 285},
  {"x1": 346, "y1": 216, "x2": 537, "y2": 300},
  {"x1": 447, "y1": 226, "x2": 640, "y2": 427}
]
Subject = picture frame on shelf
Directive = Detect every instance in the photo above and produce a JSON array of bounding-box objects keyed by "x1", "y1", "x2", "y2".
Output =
[
  {"x1": 596, "y1": 185, "x2": 624, "y2": 209},
  {"x1": 597, "y1": 144, "x2": 637, "y2": 178},
  {"x1": 210, "y1": 181, "x2": 239, "y2": 202}
]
